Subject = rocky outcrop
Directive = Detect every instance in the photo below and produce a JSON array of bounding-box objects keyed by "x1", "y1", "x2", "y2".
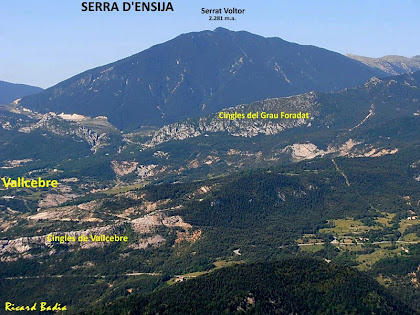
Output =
[
  {"x1": 282, "y1": 139, "x2": 399, "y2": 162},
  {"x1": 146, "y1": 93, "x2": 318, "y2": 147},
  {"x1": 10, "y1": 110, "x2": 113, "y2": 152},
  {"x1": 38, "y1": 193, "x2": 78, "y2": 208},
  {"x1": 1, "y1": 212, "x2": 192, "y2": 258},
  {"x1": 111, "y1": 161, "x2": 139, "y2": 176},
  {"x1": 129, "y1": 235, "x2": 166, "y2": 250}
]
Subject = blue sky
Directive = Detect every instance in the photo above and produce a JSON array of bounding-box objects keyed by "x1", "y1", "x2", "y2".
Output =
[{"x1": 0, "y1": 0, "x2": 419, "y2": 88}]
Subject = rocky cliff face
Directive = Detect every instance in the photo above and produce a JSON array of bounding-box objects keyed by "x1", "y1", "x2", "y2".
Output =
[
  {"x1": 147, "y1": 93, "x2": 319, "y2": 147},
  {"x1": 0, "y1": 211, "x2": 194, "y2": 261},
  {"x1": 1, "y1": 107, "x2": 116, "y2": 152},
  {"x1": 145, "y1": 71, "x2": 420, "y2": 150}
]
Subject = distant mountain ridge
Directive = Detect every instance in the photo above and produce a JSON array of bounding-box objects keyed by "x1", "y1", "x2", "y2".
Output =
[
  {"x1": 19, "y1": 28, "x2": 385, "y2": 130},
  {"x1": 0, "y1": 80, "x2": 42, "y2": 104},
  {"x1": 2, "y1": 70, "x2": 418, "y2": 186},
  {"x1": 347, "y1": 54, "x2": 420, "y2": 75},
  {"x1": 144, "y1": 71, "x2": 420, "y2": 148}
]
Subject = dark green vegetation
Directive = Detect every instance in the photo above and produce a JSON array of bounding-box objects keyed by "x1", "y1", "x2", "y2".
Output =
[
  {"x1": 86, "y1": 258, "x2": 414, "y2": 315},
  {"x1": 0, "y1": 274, "x2": 166, "y2": 315},
  {"x1": 1, "y1": 145, "x2": 420, "y2": 312},
  {"x1": 369, "y1": 245, "x2": 420, "y2": 311},
  {"x1": 1, "y1": 45, "x2": 420, "y2": 314},
  {"x1": 19, "y1": 28, "x2": 385, "y2": 130},
  {"x1": 2, "y1": 71, "x2": 419, "y2": 189},
  {"x1": 0, "y1": 80, "x2": 42, "y2": 104}
]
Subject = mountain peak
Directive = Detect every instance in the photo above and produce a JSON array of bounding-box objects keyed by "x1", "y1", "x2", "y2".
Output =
[
  {"x1": 18, "y1": 30, "x2": 384, "y2": 130},
  {"x1": 213, "y1": 27, "x2": 231, "y2": 33}
]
